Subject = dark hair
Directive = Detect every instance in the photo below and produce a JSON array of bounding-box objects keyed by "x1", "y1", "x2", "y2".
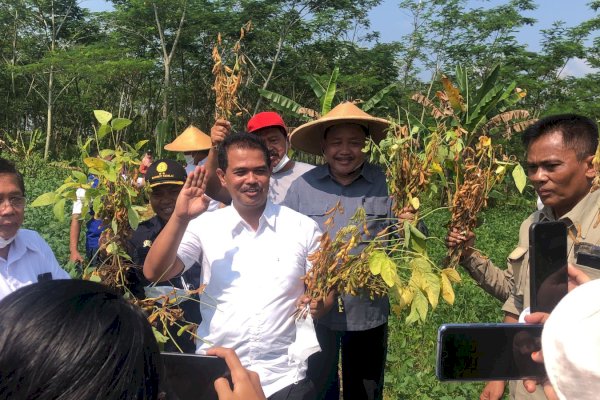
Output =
[
  {"x1": 0, "y1": 157, "x2": 26, "y2": 196},
  {"x1": 522, "y1": 114, "x2": 599, "y2": 160},
  {"x1": 0, "y1": 280, "x2": 160, "y2": 400},
  {"x1": 217, "y1": 132, "x2": 270, "y2": 171}
]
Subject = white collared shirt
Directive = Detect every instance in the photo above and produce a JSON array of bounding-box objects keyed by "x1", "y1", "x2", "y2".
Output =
[
  {"x1": 0, "y1": 229, "x2": 70, "y2": 301},
  {"x1": 177, "y1": 201, "x2": 321, "y2": 397}
]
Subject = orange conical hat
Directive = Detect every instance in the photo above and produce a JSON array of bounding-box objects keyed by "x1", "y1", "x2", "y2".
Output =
[{"x1": 164, "y1": 125, "x2": 212, "y2": 152}]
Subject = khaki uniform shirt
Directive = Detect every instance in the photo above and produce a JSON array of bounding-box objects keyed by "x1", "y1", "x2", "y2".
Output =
[
  {"x1": 462, "y1": 189, "x2": 600, "y2": 399},
  {"x1": 461, "y1": 189, "x2": 600, "y2": 314}
]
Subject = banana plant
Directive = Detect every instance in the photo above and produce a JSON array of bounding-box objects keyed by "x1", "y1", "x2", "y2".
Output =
[{"x1": 258, "y1": 66, "x2": 397, "y2": 121}]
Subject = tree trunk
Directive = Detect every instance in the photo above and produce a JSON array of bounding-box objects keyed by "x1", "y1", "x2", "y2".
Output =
[{"x1": 44, "y1": 65, "x2": 53, "y2": 160}]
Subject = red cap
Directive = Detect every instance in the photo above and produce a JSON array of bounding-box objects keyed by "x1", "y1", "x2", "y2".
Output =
[{"x1": 247, "y1": 112, "x2": 287, "y2": 134}]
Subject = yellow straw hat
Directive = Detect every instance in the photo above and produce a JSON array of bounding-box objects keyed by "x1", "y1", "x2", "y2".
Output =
[
  {"x1": 164, "y1": 125, "x2": 212, "y2": 152},
  {"x1": 289, "y1": 102, "x2": 390, "y2": 155}
]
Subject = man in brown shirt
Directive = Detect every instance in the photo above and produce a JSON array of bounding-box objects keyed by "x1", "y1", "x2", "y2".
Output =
[{"x1": 447, "y1": 114, "x2": 600, "y2": 399}]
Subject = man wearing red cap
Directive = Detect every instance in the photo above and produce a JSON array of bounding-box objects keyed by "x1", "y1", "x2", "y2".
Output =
[{"x1": 204, "y1": 111, "x2": 314, "y2": 204}]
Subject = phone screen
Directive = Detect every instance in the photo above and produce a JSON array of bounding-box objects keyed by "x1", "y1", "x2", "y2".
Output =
[
  {"x1": 529, "y1": 221, "x2": 568, "y2": 313},
  {"x1": 436, "y1": 324, "x2": 545, "y2": 381},
  {"x1": 160, "y1": 352, "x2": 230, "y2": 400}
]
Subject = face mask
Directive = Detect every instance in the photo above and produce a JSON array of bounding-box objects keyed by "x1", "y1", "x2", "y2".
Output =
[
  {"x1": 184, "y1": 154, "x2": 195, "y2": 165},
  {"x1": 0, "y1": 234, "x2": 16, "y2": 249},
  {"x1": 272, "y1": 143, "x2": 290, "y2": 173}
]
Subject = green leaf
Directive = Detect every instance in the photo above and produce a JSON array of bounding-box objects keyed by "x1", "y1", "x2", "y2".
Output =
[
  {"x1": 111, "y1": 218, "x2": 118, "y2": 234},
  {"x1": 512, "y1": 163, "x2": 527, "y2": 193},
  {"x1": 99, "y1": 149, "x2": 115, "y2": 159},
  {"x1": 135, "y1": 139, "x2": 150, "y2": 151},
  {"x1": 258, "y1": 88, "x2": 306, "y2": 115},
  {"x1": 93, "y1": 197, "x2": 103, "y2": 215},
  {"x1": 128, "y1": 205, "x2": 139, "y2": 231},
  {"x1": 31, "y1": 192, "x2": 57, "y2": 207},
  {"x1": 94, "y1": 110, "x2": 112, "y2": 125},
  {"x1": 368, "y1": 250, "x2": 396, "y2": 287},
  {"x1": 321, "y1": 66, "x2": 339, "y2": 115},
  {"x1": 84, "y1": 157, "x2": 109, "y2": 171},
  {"x1": 53, "y1": 198, "x2": 66, "y2": 221},
  {"x1": 362, "y1": 82, "x2": 397, "y2": 112},
  {"x1": 111, "y1": 118, "x2": 133, "y2": 131},
  {"x1": 89, "y1": 274, "x2": 102, "y2": 283},
  {"x1": 305, "y1": 74, "x2": 326, "y2": 99},
  {"x1": 72, "y1": 170, "x2": 88, "y2": 184},
  {"x1": 97, "y1": 124, "x2": 111, "y2": 140},
  {"x1": 153, "y1": 327, "x2": 169, "y2": 344},
  {"x1": 406, "y1": 221, "x2": 427, "y2": 255}
]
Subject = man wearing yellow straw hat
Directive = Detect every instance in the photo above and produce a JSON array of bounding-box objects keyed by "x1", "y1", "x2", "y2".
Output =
[
  {"x1": 165, "y1": 125, "x2": 221, "y2": 211},
  {"x1": 283, "y1": 102, "x2": 397, "y2": 400}
]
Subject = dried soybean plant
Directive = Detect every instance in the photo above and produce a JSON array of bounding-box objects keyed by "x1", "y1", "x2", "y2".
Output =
[
  {"x1": 372, "y1": 122, "x2": 440, "y2": 218},
  {"x1": 302, "y1": 204, "x2": 390, "y2": 309},
  {"x1": 446, "y1": 138, "x2": 502, "y2": 268},
  {"x1": 212, "y1": 21, "x2": 252, "y2": 120}
]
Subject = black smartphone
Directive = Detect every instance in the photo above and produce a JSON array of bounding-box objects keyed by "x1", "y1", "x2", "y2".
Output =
[
  {"x1": 529, "y1": 221, "x2": 568, "y2": 313},
  {"x1": 436, "y1": 323, "x2": 545, "y2": 381},
  {"x1": 160, "y1": 352, "x2": 230, "y2": 400}
]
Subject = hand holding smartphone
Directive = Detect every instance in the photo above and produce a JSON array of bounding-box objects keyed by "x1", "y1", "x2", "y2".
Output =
[
  {"x1": 529, "y1": 221, "x2": 568, "y2": 313},
  {"x1": 436, "y1": 323, "x2": 545, "y2": 381}
]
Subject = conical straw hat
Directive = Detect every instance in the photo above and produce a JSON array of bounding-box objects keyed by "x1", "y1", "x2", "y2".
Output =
[
  {"x1": 289, "y1": 102, "x2": 390, "y2": 155},
  {"x1": 164, "y1": 125, "x2": 212, "y2": 152}
]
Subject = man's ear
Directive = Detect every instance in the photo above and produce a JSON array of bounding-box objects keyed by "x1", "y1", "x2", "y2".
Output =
[
  {"x1": 216, "y1": 168, "x2": 227, "y2": 187},
  {"x1": 584, "y1": 154, "x2": 596, "y2": 179}
]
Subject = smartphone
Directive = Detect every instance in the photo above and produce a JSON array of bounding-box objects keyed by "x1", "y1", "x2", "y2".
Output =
[
  {"x1": 529, "y1": 221, "x2": 568, "y2": 313},
  {"x1": 436, "y1": 323, "x2": 545, "y2": 381},
  {"x1": 160, "y1": 352, "x2": 230, "y2": 400}
]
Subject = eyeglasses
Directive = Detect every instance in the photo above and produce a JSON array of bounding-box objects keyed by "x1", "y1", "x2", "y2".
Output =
[{"x1": 0, "y1": 196, "x2": 26, "y2": 209}]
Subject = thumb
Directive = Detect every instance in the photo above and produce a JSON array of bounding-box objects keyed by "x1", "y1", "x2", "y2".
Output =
[{"x1": 214, "y1": 377, "x2": 233, "y2": 399}]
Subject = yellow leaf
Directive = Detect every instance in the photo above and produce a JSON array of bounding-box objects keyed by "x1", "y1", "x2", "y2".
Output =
[
  {"x1": 399, "y1": 286, "x2": 414, "y2": 309},
  {"x1": 441, "y1": 272, "x2": 455, "y2": 305},
  {"x1": 441, "y1": 75, "x2": 465, "y2": 112},
  {"x1": 430, "y1": 162, "x2": 443, "y2": 174},
  {"x1": 479, "y1": 135, "x2": 491, "y2": 147},
  {"x1": 495, "y1": 165, "x2": 506, "y2": 175},
  {"x1": 369, "y1": 250, "x2": 396, "y2": 286},
  {"x1": 442, "y1": 268, "x2": 462, "y2": 283},
  {"x1": 409, "y1": 196, "x2": 420, "y2": 210},
  {"x1": 406, "y1": 289, "x2": 428, "y2": 324},
  {"x1": 84, "y1": 157, "x2": 109, "y2": 171},
  {"x1": 422, "y1": 272, "x2": 440, "y2": 309}
]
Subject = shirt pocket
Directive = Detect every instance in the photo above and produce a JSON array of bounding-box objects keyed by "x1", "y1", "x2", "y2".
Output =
[
  {"x1": 507, "y1": 246, "x2": 528, "y2": 296},
  {"x1": 363, "y1": 197, "x2": 390, "y2": 235}
]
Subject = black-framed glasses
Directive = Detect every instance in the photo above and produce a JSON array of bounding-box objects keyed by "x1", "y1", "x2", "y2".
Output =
[{"x1": 0, "y1": 196, "x2": 26, "y2": 209}]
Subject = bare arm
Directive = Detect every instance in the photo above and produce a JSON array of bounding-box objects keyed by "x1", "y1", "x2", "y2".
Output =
[
  {"x1": 69, "y1": 214, "x2": 84, "y2": 263},
  {"x1": 143, "y1": 166, "x2": 209, "y2": 282},
  {"x1": 204, "y1": 119, "x2": 232, "y2": 204}
]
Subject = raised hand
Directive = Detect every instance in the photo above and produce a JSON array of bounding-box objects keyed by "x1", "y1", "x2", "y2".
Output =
[
  {"x1": 211, "y1": 119, "x2": 232, "y2": 147},
  {"x1": 174, "y1": 165, "x2": 209, "y2": 222}
]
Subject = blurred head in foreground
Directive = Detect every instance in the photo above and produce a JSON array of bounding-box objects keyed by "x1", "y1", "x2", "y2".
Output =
[
  {"x1": 543, "y1": 278, "x2": 600, "y2": 400},
  {"x1": 0, "y1": 279, "x2": 160, "y2": 400}
]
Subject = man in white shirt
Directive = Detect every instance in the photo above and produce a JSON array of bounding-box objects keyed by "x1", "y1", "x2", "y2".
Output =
[
  {"x1": 0, "y1": 158, "x2": 69, "y2": 301},
  {"x1": 144, "y1": 133, "x2": 327, "y2": 399}
]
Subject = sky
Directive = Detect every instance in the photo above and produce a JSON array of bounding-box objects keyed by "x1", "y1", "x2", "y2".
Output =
[{"x1": 82, "y1": 0, "x2": 597, "y2": 77}]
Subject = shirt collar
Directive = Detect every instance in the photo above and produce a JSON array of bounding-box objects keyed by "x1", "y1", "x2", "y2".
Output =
[
  {"x1": 315, "y1": 162, "x2": 375, "y2": 184},
  {"x1": 558, "y1": 189, "x2": 600, "y2": 241},
  {"x1": 6, "y1": 230, "x2": 42, "y2": 262},
  {"x1": 226, "y1": 200, "x2": 277, "y2": 237}
]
